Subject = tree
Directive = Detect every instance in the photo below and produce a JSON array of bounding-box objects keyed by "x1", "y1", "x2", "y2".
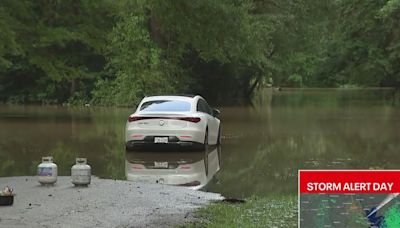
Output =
[{"x1": 0, "y1": 0, "x2": 114, "y2": 103}]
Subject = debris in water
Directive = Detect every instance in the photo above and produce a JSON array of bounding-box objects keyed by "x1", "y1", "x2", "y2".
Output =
[{"x1": 222, "y1": 198, "x2": 246, "y2": 204}]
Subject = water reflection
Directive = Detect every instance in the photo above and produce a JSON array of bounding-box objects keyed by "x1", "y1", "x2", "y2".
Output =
[
  {"x1": 125, "y1": 146, "x2": 221, "y2": 190},
  {"x1": 0, "y1": 105, "x2": 128, "y2": 179},
  {"x1": 205, "y1": 89, "x2": 400, "y2": 198}
]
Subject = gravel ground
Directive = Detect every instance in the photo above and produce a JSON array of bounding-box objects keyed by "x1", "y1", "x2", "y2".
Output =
[{"x1": 0, "y1": 176, "x2": 223, "y2": 228}]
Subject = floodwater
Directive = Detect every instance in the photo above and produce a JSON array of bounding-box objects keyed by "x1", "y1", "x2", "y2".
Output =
[{"x1": 0, "y1": 89, "x2": 399, "y2": 198}]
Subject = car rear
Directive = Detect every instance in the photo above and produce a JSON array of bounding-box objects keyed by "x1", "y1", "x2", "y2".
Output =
[{"x1": 125, "y1": 97, "x2": 206, "y2": 151}]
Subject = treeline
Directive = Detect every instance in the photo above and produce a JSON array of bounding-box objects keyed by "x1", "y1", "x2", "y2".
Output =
[{"x1": 0, "y1": 0, "x2": 399, "y2": 106}]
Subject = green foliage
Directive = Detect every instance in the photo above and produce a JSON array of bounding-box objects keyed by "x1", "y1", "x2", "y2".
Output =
[
  {"x1": 325, "y1": 0, "x2": 400, "y2": 87},
  {"x1": 151, "y1": 0, "x2": 271, "y2": 64},
  {"x1": 1, "y1": 0, "x2": 400, "y2": 105},
  {"x1": 150, "y1": 0, "x2": 276, "y2": 103},
  {"x1": 92, "y1": 6, "x2": 179, "y2": 106},
  {"x1": 0, "y1": 0, "x2": 113, "y2": 103},
  {"x1": 380, "y1": 0, "x2": 400, "y2": 17},
  {"x1": 0, "y1": 7, "x2": 21, "y2": 69},
  {"x1": 288, "y1": 74, "x2": 303, "y2": 87}
]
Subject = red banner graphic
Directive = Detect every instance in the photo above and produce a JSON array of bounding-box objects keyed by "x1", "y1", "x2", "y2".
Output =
[{"x1": 299, "y1": 170, "x2": 400, "y2": 193}]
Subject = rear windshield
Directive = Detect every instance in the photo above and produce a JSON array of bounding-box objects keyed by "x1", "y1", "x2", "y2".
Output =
[{"x1": 140, "y1": 100, "x2": 191, "y2": 112}]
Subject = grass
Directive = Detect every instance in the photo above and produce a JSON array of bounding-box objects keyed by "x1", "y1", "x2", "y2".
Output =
[{"x1": 182, "y1": 195, "x2": 297, "y2": 228}]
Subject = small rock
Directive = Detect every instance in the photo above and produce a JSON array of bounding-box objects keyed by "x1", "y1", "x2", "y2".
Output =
[{"x1": 48, "y1": 194, "x2": 52, "y2": 197}]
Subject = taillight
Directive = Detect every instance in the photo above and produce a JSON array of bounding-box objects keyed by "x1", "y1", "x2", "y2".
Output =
[
  {"x1": 128, "y1": 116, "x2": 201, "y2": 123},
  {"x1": 128, "y1": 116, "x2": 144, "y2": 122},
  {"x1": 178, "y1": 117, "x2": 201, "y2": 123}
]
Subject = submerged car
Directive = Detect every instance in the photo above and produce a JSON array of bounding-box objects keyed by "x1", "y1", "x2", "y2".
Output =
[{"x1": 125, "y1": 95, "x2": 220, "y2": 151}]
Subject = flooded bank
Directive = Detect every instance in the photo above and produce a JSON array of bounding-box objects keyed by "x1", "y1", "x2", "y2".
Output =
[{"x1": 1, "y1": 89, "x2": 399, "y2": 198}]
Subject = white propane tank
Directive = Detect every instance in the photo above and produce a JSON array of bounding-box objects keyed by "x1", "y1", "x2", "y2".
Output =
[
  {"x1": 71, "y1": 158, "x2": 91, "y2": 186},
  {"x1": 38, "y1": 156, "x2": 58, "y2": 185}
]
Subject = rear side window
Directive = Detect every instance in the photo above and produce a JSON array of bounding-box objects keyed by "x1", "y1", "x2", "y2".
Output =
[
  {"x1": 140, "y1": 100, "x2": 191, "y2": 112},
  {"x1": 197, "y1": 99, "x2": 212, "y2": 115}
]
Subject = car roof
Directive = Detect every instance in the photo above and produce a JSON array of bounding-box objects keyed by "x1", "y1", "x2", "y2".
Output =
[
  {"x1": 141, "y1": 95, "x2": 201, "y2": 102},
  {"x1": 146, "y1": 94, "x2": 197, "y2": 98}
]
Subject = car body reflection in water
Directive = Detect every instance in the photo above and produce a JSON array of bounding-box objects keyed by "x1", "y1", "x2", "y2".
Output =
[{"x1": 125, "y1": 146, "x2": 221, "y2": 190}]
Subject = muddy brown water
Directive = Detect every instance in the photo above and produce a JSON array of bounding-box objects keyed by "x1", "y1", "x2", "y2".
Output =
[{"x1": 0, "y1": 89, "x2": 399, "y2": 198}]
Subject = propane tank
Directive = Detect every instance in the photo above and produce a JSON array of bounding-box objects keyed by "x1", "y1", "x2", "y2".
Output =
[
  {"x1": 71, "y1": 158, "x2": 91, "y2": 186},
  {"x1": 38, "y1": 156, "x2": 58, "y2": 185}
]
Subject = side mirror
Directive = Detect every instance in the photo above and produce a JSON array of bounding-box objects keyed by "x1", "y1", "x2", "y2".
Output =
[{"x1": 213, "y1": 109, "x2": 220, "y2": 118}]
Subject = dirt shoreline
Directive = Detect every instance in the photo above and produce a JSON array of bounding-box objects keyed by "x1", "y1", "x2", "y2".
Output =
[{"x1": 0, "y1": 176, "x2": 223, "y2": 227}]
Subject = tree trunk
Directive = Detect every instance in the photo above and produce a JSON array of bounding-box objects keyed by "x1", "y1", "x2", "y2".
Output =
[{"x1": 70, "y1": 79, "x2": 76, "y2": 97}]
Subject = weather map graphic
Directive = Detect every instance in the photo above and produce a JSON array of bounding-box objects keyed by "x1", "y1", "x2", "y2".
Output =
[
  {"x1": 301, "y1": 193, "x2": 400, "y2": 227},
  {"x1": 299, "y1": 170, "x2": 400, "y2": 228}
]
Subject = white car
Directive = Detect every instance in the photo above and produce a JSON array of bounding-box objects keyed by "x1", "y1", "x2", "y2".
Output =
[{"x1": 125, "y1": 95, "x2": 221, "y2": 151}]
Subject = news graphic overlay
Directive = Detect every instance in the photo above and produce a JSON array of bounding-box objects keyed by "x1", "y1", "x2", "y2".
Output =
[{"x1": 299, "y1": 170, "x2": 400, "y2": 228}]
